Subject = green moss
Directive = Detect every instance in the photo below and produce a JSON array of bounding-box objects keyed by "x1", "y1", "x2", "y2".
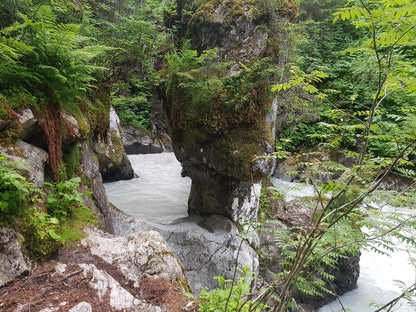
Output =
[
  {"x1": 80, "y1": 177, "x2": 93, "y2": 188},
  {"x1": 76, "y1": 85, "x2": 111, "y2": 137},
  {"x1": 212, "y1": 120, "x2": 274, "y2": 181},
  {"x1": 4, "y1": 91, "x2": 38, "y2": 111},
  {"x1": 62, "y1": 100, "x2": 89, "y2": 138},
  {"x1": 165, "y1": 55, "x2": 275, "y2": 136},
  {"x1": 16, "y1": 210, "x2": 62, "y2": 261},
  {"x1": 58, "y1": 206, "x2": 98, "y2": 246},
  {"x1": 62, "y1": 143, "x2": 81, "y2": 178}
]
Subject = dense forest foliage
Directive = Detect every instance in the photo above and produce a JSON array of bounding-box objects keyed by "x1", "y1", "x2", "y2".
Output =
[{"x1": 1, "y1": 0, "x2": 416, "y2": 310}]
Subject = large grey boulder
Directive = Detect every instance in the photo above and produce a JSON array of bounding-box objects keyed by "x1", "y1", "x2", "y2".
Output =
[
  {"x1": 81, "y1": 227, "x2": 190, "y2": 291},
  {"x1": 0, "y1": 228, "x2": 30, "y2": 287},
  {"x1": 108, "y1": 208, "x2": 259, "y2": 294},
  {"x1": 0, "y1": 139, "x2": 48, "y2": 188}
]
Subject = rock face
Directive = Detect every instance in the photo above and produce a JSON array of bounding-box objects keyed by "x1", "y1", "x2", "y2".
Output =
[
  {"x1": 0, "y1": 228, "x2": 30, "y2": 287},
  {"x1": 0, "y1": 105, "x2": 130, "y2": 232},
  {"x1": 258, "y1": 197, "x2": 360, "y2": 310},
  {"x1": 77, "y1": 141, "x2": 113, "y2": 231},
  {"x1": 108, "y1": 208, "x2": 259, "y2": 294},
  {"x1": 163, "y1": 0, "x2": 279, "y2": 222},
  {"x1": 96, "y1": 107, "x2": 134, "y2": 182}
]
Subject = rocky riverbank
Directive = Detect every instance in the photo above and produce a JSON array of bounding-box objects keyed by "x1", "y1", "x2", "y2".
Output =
[{"x1": 0, "y1": 227, "x2": 196, "y2": 312}]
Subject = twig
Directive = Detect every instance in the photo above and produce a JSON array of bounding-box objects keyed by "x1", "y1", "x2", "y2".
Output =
[{"x1": 59, "y1": 269, "x2": 83, "y2": 282}]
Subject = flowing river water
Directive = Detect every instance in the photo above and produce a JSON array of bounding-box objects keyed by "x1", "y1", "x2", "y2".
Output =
[
  {"x1": 105, "y1": 153, "x2": 415, "y2": 311},
  {"x1": 104, "y1": 153, "x2": 190, "y2": 224}
]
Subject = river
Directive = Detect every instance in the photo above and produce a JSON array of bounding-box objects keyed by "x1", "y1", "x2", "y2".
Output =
[
  {"x1": 104, "y1": 153, "x2": 190, "y2": 224},
  {"x1": 105, "y1": 153, "x2": 415, "y2": 311}
]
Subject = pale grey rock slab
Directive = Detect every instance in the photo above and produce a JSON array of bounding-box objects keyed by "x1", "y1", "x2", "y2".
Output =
[
  {"x1": 68, "y1": 302, "x2": 92, "y2": 312},
  {"x1": 81, "y1": 227, "x2": 189, "y2": 290}
]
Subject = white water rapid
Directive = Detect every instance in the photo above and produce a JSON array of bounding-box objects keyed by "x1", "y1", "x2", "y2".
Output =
[{"x1": 104, "y1": 153, "x2": 191, "y2": 224}]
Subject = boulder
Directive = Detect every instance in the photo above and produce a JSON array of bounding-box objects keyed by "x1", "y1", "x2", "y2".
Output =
[
  {"x1": 81, "y1": 227, "x2": 190, "y2": 291},
  {"x1": 0, "y1": 139, "x2": 48, "y2": 188},
  {"x1": 16, "y1": 108, "x2": 38, "y2": 140},
  {"x1": 123, "y1": 125, "x2": 171, "y2": 154},
  {"x1": 108, "y1": 208, "x2": 259, "y2": 294},
  {"x1": 0, "y1": 228, "x2": 30, "y2": 287},
  {"x1": 95, "y1": 107, "x2": 134, "y2": 182}
]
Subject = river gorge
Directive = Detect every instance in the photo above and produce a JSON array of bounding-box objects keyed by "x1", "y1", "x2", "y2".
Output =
[{"x1": 106, "y1": 153, "x2": 416, "y2": 312}]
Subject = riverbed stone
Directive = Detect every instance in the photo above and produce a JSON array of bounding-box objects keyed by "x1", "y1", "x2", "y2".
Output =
[{"x1": 108, "y1": 208, "x2": 259, "y2": 294}]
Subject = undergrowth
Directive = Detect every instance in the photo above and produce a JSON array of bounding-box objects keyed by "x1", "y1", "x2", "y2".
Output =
[{"x1": 0, "y1": 155, "x2": 97, "y2": 260}]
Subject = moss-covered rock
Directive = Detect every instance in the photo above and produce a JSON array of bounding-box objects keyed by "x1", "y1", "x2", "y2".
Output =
[
  {"x1": 95, "y1": 107, "x2": 134, "y2": 182},
  {"x1": 161, "y1": 0, "x2": 286, "y2": 221}
]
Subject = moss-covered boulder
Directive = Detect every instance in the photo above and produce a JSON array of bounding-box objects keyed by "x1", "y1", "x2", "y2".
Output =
[
  {"x1": 95, "y1": 107, "x2": 134, "y2": 182},
  {"x1": 162, "y1": 0, "x2": 283, "y2": 221}
]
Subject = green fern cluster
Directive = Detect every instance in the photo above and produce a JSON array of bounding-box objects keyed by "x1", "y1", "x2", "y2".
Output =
[
  {"x1": 0, "y1": 155, "x2": 96, "y2": 260},
  {"x1": 0, "y1": 4, "x2": 105, "y2": 111}
]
